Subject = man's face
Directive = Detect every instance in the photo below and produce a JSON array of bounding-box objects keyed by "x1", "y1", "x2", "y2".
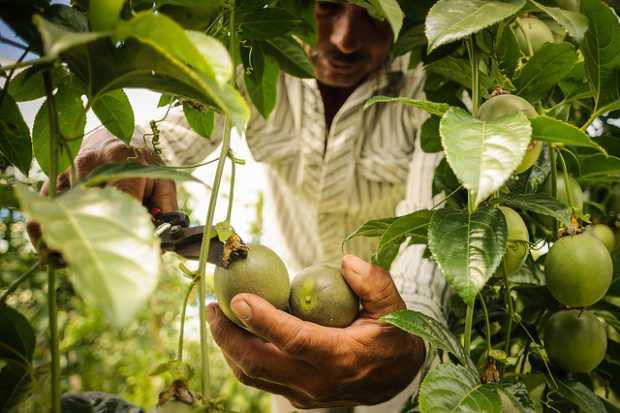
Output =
[{"x1": 313, "y1": 1, "x2": 393, "y2": 88}]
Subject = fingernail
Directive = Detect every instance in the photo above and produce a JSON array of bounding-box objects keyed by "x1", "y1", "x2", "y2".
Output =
[
  {"x1": 231, "y1": 298, "x2": 252, "y2": 322},
  {"x1": 206, "y1": 304, "x2": 217, "y2": 319},
  {"x1": 344, "y1": 255, "x2": 364, "y2": 274}
]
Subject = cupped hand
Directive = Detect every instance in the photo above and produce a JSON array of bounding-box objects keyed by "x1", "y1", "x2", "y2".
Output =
[
  {"x1": 206, "y1": 254, "x2": 425, "y2": 409},
  {"x1": 27, "y1": 129, "x2": 177, "y2": 249}
]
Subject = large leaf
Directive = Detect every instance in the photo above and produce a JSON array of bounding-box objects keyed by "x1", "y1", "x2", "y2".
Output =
[
  {"x1": 554, "y1": 379, "x2": 606, "y2": 413},
  {"x1": 183, "y1": 103, "x2": 215, "y2": 139},
  {"x1": 244, "y1": 44, "x2": 280, "y2": 119},
  {"x1": 32, "y1": 84, "x2": 86, "y2": 177},
  {"x1": 428, "y1": 208, "x2": 507, "y2": 306},
  {"x1": 0, "y1": 95, "x2": 32, "y2": 175},
  {"x1": 237, "y1": 7, "x2": 303, "y2": 40},
  {"x1": 343, "y1": 217, "x2": 397, "y2": 243},
  {"x1": 15, "y1": 186, "x2": 161, "y2": 327},
  {"x1": 381, "y1": 310, "x2": 474, "y2": 370},
  {"x1": 7, "y1": 65, "x2": 68, "y2": 102},
  {"x1": 368, "y1": 0, "x2": 404, "y2": 41},
  {"x1": 80, "y1": 162, "x2": 204, "y2": 187},
  {"x1": 0, "y1": 305, "x2": 35, "y2": 362},
  {"x1": 263, "y1": 35, "x2": 315, "y2": 79},
  {"x1": 578, "y1": 154, "x2": 620, "y2": 182},
  {"x1": 185, "y1": 31, "x2": 233, "y2": 85},
  {"x1": 531, "y1": 1, "x2": 588, "y2": 42},
  {"x1": 419, "y1": 363, "x2": 501, "y2": 413},
  {"x1": 426, "y1": 56, "x2": 494, "y2": 94},
  {"x1": 364, "y1": 96, "x2": 450, "y2": 117},
  {"x1": 440, "y1": 107, "x2": 531, "y2": 207},
  {"x1": 33, "y1": 14, "x2": 107, "y2": 60},
  {"x1": 581, "y1": 0, "x2": 620, "y2": 111},
  {"x1": 92, "y1": 89, "x2": 135, "y2": 144},
  {"x1": 425, "y1": 0, "x2": 526, "y2": 52},
  {"x1": 500, "y1": 193, "x2": 571, "y2": 226},
  {"x1": 530, "y1": 116, "x2": 605, "y2": 151},
  {"x1": 515, "y1": 42, "x2": 578, "y2": 102},
  {"x1": 373, "y1": 209, "x2": 432, "y2": 270}
]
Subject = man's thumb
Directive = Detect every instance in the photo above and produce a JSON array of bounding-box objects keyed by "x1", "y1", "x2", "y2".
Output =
[{"x1": 341, "y1": 255, "x2": 405, "y2": 318}]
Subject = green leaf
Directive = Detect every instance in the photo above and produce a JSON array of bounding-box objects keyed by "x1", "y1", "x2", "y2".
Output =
[
  {"x1": 369, "y1": 0, "x2": 404, "y2": 41},
  {"x1": 428, "y1": 207, "x2": 507, "y2": 306},
  {"x1": 215, "y1": 221, "x2": 234, "y2": 243},
  {"x1": 421, "y1": 116, "x2": 442, "y2": 153},
  {"x1": 149, "y1": 359, "x2": 194, "y2": 381},
  {"x1": 373, "y1": 209, "x2": 432, "y2": 270},
  {"x1": 79, "y1": 162, "x2": 204, "y2": 187},
  {"x1": 0, "y1": 184, "x2": 19, "y2": 209},
  {"x1": 183, "y1": 103, "x2": 215, "y2": 139},
  {"x1": 364, "y1": 96, "x2": 450, "y2": 117},
  {"x1": 7, "y1": 65, "x2": 68, "y2": 102},
  {"x1": 425, "y1": 0, "x2": 526, "y2": 52},
  {"x1": 419, "y1": 363, "x2": 502, "y2": 412},
  {"x1": 381, "y1": 309, "x2": 474, "y2": 370},
  {"x1": 244, "y1": 45, "x2": 279, "y2": 119},
  {"x1": 530, "y1": 0, "x2": 588, "y2": 42},
  {"x1": 185, "y1": 30, "x2": 233, "y2": 85},
  {"x1": 391, "y1": 24, "x2": 426, "y2": 58},
  {"x1": 15, "y1": 185, "x2": 161, "y2": 327},
  {"x1": 555, "y1": 379, "x2": 606, "y2": 413},
  {"x1": 238, "y1": 7, "x2": 302, "y2": 40},
  {"x1": 515, "y1": 42, "x2": 578, "y2": 102},
  {"x1": 500, "y1": 193, "x2": 571, "y2": 226},
  {"x1": 343, "y1": 217, "x2": 397, "y2": 243},
  {"x1": 0, "y1": 305, "x2": 35, "y2": 362},
  {"x1": 440, "y1": 107, "x2": 532, "y2": 207},
  {"x1": 33, "y1": 14, "x2": 107, "y2": 60},
  {"x1": 581, "y1": 0, "x2": 620, "y2": 110},
  {"x1": 263, "y1": 35, "x2": 315, "y2": 79},
  {"x1": 92, "y1": 89, "x2": 135, "y2": 144},
  {"x1": 158, "y1": 94, "x2": 175, "y2": 108},
  {"x1": 498, "y1": 382, "x2": 536, "y2": 413},
  {"x1": 578, "y1": 154, "x2": 620, "y2": 182},
  {"x1": 496, "y1": 25, "x2": 520, "y2": 78},
  {"x1": 0, "y1": 94, "x2": 32, "y2": 175},
  {"x1": 530, "y1": 116, "x2": 605, "y2": 151},
  {"x1": 426, "y1": 56, "x2": 493, "y2": 96}
]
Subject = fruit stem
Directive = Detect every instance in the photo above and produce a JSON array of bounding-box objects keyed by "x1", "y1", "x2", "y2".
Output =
[
  {"x1": 556, "y1": 148, "x2": 575, "y2": 213},
  {"x1": 550, "y1": 146, "x2": 559, "y2": 238},
  {"x1": 501, "y1": 260, "x2": 514, "y2": 376},
  {"x1": 177, "y1": 281, "x2": 196, "y2": 361},
  {"x1": 464, "y1": 302, "x2": 475, "y2": 356},
  {"x1": 0, "y1": 261, "x2": 40, "y2": 304},
  {"x1": 226, "y1": 151, "x2": 236, "y2": 223},
  {"x1": 44, "y1": 69, "x2": 62, "y2": 413},
  {"x1": 195, "y1": 0, "x2": 237, "y2": 401},
  {"x1": 479, "y1": 293, "x2": 492, "y2": 355}
]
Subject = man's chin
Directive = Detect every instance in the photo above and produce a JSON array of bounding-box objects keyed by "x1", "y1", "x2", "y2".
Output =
[{"x1": 316, "y1": 70, "x2": 366, "y2": 89}]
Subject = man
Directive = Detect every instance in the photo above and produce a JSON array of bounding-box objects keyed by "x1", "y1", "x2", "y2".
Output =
[{"x1": 34, "y1": 2, "x2": 448, "y2": 412}]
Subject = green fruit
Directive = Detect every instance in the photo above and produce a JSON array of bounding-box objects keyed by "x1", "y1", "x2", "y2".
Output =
[
  {"x1": 214, "y1": 244, "x2": 289, "y2": 327},
  {"x1": 544, "y1": 174, "x2": 584, "y2": 211},
  {"x1": 544, "y1": 310, "x2": 607, "y2": 373},
  {"x1": 585, "y1": 224, "x2": 617, "y2": 252},
  {"x1": 478, "y1": 94, "x2": 541, "y2": 173},
  {"x1": 499, "y1": 206, "x2": 530, "y2": 275},
  {"x1": 290, "y1": 264, "x2": 359, "y2": 328},
  {"x1": 545, "y1": 234, "x2": 612, "y2": 307},
  {"x1": 151, "y1": 401, "x2": 195, "y2": 413},
  {"x1": 513, "y1": 16, "x2": 555, "y2": 56},
  {"x1": 89, "y1": 0, "x2": 125, "y2": 31}
]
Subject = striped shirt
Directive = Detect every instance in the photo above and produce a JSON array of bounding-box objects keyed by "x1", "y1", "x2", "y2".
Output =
[{"x1": 154, "y1": 57, "x2": 449, "y2": 412}]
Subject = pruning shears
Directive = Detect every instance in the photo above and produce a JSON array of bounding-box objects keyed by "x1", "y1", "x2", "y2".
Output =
[{"x1": 152, "y1": 209, "x2": 248, "y2": 268}]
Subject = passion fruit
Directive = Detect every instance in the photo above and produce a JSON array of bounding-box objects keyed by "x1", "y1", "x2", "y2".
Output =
[
  {"x1": 513, "y1": 16, "x2": 555, "y2": 56},
  {"x1": 544, "y1": 233, "x2": 612, "y2": 307},
  {"x1": 544, "y1": 309, "x2": 607, "y2": 373},
  {"x1": 544, "y1": 174, "x2": 584, "y2": 211},
  {"x1": 289, "y1": 264, "x2": 359, "y2": 328},
  {"x1": 478, "y1": 94, "x2": 541, "y2": 173},
  {"x1": 585, "y1": 224, "x2": 617, "y2": 252},
  {"x1": 214, "y1": 244, "x2": 289, "y2": 327},
  {"x1": 499, "y1": 206, "x2": 530, "y2": 275}
]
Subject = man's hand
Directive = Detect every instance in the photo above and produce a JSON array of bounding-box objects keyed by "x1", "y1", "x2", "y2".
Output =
[
  {"x1": 207, "y1": 255, "x2": 425, "y2": 409},
  {"x1": 27, "y1": 129, "x2": 178, "y2": 247}
]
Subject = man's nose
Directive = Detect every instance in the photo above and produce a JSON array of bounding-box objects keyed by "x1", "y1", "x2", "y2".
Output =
[{"x1": 329, "y1": 7, "x2": 362, "y2": 54}]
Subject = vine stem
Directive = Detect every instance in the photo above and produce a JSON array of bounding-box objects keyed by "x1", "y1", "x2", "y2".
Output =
[
  {"x1": 0, "y1": 57, "x2": 51, "y2": 72},
  {"x1": 550, "y1": 146, "x2": 559, "y2": 238},
  {"x1": 195, "y1": 0, "x2": 237, "y2": 401},
  {"x1": 556, "y1": 148, "x2": 575, "y2": 211},
  {"x1": 226, "y1": 152, "x2": 236, "y2": 223},
  {"x1": 479, "y1": 294, "x2": 492, "y2": 353},
  {"x1": 463, "y1": 302, "x2": 475, "y2": 355},
  {"x1": 44, "y1": 70, "x2": 61, "y2": 413},
  {"x1": 177, "y1": 281, "x2": 196, "y2": 361},
  {"x1": 467, "y1": 35, "x2": 480, "y2": 117},
  {"x1": 0, "y1": 262, "x2": 40, "y2": 303},
  {"x1": 501, "y1": 260, "x2": 514, "y2": 375}
]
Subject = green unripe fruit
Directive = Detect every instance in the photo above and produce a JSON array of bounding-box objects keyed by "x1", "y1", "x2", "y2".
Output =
[
  {"x1": 585, "y1": 224, "x2": 617, "y2": 252},
  {"x1": 544, "y1": 310, "x2": 607, "y2": 373},
  {"x1": 214, "y1": 244, "x2": 289, "y2": 327},
  {"x1": 499, "y1": 207, "x2": 530, "y2": 275},
  {"x1": 544, "y1": 174, "x2": 584, "y2": 211},
  {"x1": 513, "y1": 16, "x2": 555, "y2": 56},
  {"x1": 89, "y1": 0, "x2": 125, "y2": 31},
  {"x1": 545, "y1": 234, "x2": 612, "y2": 307},
  {"x1": 479, "y1": 94, "x2": 541, "y2": 173},
  {"x1": 290, "y1": 264, "x2": 359, "y2": 328}
]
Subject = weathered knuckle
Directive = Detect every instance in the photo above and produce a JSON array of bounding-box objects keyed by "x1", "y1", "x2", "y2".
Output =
[{"x1": 281, "y1": 327, "x2": 308, "y2": 357}]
